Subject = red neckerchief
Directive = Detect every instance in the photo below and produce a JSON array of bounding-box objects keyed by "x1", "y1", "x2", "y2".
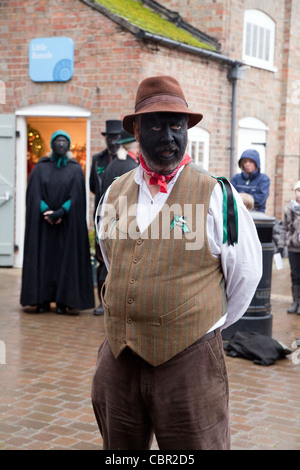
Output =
[
  {"x1": 139, "y1": 153, "x2": 192, "y2": 193},
  {"x1": 127, "y1": 150, "x2": 139, "y2": 163}
]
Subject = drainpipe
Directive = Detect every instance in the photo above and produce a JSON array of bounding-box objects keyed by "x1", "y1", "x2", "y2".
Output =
[{"x1": 227, "y1": 64, "x2": 248, "y2": 179}]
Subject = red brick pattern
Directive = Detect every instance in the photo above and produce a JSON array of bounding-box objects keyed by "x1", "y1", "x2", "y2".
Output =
[{"x1": 0, "y1": 0, "x2": 299, "y2": 217}]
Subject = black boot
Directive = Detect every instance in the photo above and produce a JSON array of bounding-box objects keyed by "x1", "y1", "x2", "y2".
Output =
[
  {"x1": 287, "y1": 301, "x2": 298, "y2": 313},
  {"x1": 55, "y1": 303, "x2": 67, "y2": 314},
  {"x1": 36, "y1": 302, "x2": 50, "y2": 313},
  {"x1": 287, "y1": 285, "x2": 300, "y2": 313},
  {"x1": 56, "y1": 303, "x2": 79, "y2": 316},
  {"x1": 296, "y1": 285, "x2": 300, "y2": 315}
]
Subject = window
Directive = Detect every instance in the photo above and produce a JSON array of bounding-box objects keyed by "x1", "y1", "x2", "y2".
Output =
[
  {"x1": 187, "y1": 127, "x2": 209, "y2": 170},
  {"x1": 243, "y1": 10, "x2": 276, "y2": 71}
]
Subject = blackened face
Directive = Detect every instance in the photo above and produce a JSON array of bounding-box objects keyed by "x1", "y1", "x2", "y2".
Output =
[
  {"x1": 52, "y1": 136, "x2": 69, "y2": 156},
  {"x1": 136, "y1": 112, "x2": 188, "y2": 175},
  {"x1": 106, "y1": 134, "x2": 121, "y2": 157}
]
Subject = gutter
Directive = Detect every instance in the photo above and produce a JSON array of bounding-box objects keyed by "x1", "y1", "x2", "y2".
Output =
[
  {"x1": 137, "y1": 32, "x2": 247, "y2": 178},
  {"x1": 136, "y1": 31, "x2": 243, "y2": 67}
]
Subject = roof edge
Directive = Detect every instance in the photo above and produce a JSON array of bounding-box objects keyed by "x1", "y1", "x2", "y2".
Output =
[
  {"x1": 79, "y1": 0, "x2": 242, "y2": 66},
  {"x1": 141, "y1": 0, "x2": 221, "y2": 50},
  {"x1": 137, "y1": 31, "x2": 244, "y2": 67}
]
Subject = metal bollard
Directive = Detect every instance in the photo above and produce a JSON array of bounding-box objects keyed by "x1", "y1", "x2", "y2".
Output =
[{"x1": 222, "y1": 211, "x2": 275, "y2": 341}]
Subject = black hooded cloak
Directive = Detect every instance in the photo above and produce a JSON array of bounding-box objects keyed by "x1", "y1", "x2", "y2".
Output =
[{"x1": 20, "y1": 157, "x2": 95, "y2": 310}]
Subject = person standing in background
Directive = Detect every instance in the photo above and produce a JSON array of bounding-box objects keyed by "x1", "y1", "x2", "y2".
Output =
[
  {"x1": 89, "y1": 120, "x2": 122, "y2": 316},
  {"x1": 118, "y1": 129, "x2": 140, "y2": 163},
  {"x1": 231, "y1": 149, "x2": 270, "y2": 212},
  {"x1": 21, "y1": 130, "x2": 94, "y2": 315},
  {"x1": 278, "y1": 180, "x2": 300, "y2": 314},
  {"x1": 93, "y1": 131, "x2": 139, "y2": 316}
]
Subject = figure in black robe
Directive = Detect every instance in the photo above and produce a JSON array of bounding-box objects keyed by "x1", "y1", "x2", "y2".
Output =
[
  {"x1": 20, "y1": 130, "x2": 95, "y2": 314},
  {"x1": 89, "y1": 120, "x2": 122, "y2": 315}
]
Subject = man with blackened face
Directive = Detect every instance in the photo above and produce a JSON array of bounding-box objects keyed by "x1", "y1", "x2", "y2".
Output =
[
  {"x1": 92, "y1": 76, "x2": 262, "y2": 451},
  {"x1": 134, "y1": 112, "x2": 188, "y2": 175}
]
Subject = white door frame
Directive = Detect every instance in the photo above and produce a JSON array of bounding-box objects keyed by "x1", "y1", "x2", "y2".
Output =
[
  {"x1": 15, "y1": 104, "x2": 91, "y2": 268},
  {"x1": 237, "y1": 117, "x2": 269, "y2": 173}
]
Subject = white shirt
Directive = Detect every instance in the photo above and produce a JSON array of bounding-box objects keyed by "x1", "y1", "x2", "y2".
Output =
[{"x1": 96, "y1": 164, "x2": 262, "y2": 333}]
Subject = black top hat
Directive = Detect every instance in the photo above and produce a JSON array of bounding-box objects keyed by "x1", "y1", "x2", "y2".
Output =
[{"x1": 101, "y1": 120, "x2": 122, "y2": 136}]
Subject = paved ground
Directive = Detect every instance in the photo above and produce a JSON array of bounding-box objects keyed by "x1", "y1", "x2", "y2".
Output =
[{"x1": 0, "y1": 258, "x2": 299, "y2": 450}]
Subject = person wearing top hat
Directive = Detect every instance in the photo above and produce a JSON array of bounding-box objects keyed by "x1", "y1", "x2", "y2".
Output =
[
  {"x1": 91, "y1": 76, "x2": 262, "y2": 450},
  {"x1": 94, "y1": 130, "x2": 139, "y2": 315},
  {"x1": 20, "y1": 130, "x2": 95, "y2": 315},
  {"x1": 89, "y1": 119, "x2": 123, "y2": 212},
  {"x1": 231, "y1": 149, "x2": 270, "y2": 212},
  {"x1": 89, "y1": 120, "x2": 122, "y2": 315}
]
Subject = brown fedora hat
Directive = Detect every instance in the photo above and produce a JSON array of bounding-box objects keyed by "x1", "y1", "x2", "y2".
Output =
[{"x1": 123, "y1": 75, "x2": 203, "y2": 134}]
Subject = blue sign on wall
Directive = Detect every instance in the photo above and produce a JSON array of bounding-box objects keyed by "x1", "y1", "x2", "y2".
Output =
[{"x1": 29, "y1": 37, "x2": 74, "y2": 82}]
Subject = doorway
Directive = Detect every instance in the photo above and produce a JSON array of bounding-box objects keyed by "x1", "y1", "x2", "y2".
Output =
[
  {"x1": 15, "y1": 104, "x2": 91, "y2": 268},
  {"x1": 26, "y1": 116, "x2": 87, "y2": 180},
  {"x1": 237, "y1": 117, "x2": 268, "y2": 173}
]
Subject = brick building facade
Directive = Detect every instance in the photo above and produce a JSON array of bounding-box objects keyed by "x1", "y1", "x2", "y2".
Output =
[
  {"x1": 162, "y1": 0, "x2": 300, "y2": 216},
  {"x1": 0, "y1": 0, "x2": 299, "y2": 267}
]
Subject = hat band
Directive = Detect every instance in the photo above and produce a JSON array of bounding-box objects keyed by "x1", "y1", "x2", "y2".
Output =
[{"x1": 135, "y1": 94, "x2": 188, "y2": 112}]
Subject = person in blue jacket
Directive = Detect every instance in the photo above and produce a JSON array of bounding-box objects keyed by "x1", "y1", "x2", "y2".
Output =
[{"x1": 231, "y1": 149, "x2": 270, "y2": 212}]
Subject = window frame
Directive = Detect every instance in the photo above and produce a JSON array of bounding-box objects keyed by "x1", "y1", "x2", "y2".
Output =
[
  {"x1": 242, "y1": 9, "x2": 277, "y2": 72},
  {"x1": 187, "y1": 127, "x2": 210, "y2": 170}
]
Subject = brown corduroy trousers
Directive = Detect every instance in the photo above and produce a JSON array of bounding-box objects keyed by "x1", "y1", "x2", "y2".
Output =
[{"x1": 91, "y1": 330, "x2": 230, "y2": 450}]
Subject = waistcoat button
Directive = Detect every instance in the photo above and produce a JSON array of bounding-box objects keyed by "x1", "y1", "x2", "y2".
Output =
[{"x1": 127, "y1": 298, "x2": 133, "y2": 304}]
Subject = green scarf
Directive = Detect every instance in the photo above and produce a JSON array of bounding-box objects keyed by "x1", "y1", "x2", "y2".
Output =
[
  {"x1": 50, "y1": 130, "x2": 71, "y2": 169},
  {"x1": 50, "y1": 153, "x2": 68, "y2": 169}
]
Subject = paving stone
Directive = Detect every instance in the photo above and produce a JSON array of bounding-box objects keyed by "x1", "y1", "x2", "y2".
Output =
[{"x1": 0, "y1": 261, "x2": 300, "y2": 450}]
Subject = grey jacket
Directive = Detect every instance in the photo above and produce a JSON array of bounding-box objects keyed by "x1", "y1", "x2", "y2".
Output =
[{"x1": 278, "y1": 201, "x2": 300, "y2": 253}]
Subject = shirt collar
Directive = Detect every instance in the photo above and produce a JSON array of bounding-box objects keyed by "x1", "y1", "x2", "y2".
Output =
[{"x1": 134, "y1": 163, "x2": 185, "y2": 192}]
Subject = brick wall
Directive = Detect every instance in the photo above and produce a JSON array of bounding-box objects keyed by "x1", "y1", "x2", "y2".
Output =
[
  {"x1": 0, "y1": 0, "x2": 143, "y2": 156},
  {"x1": 0, "y1": 0, "x2": 233, "y2": 174},
  {"x1": 1, "y1": 0, "x2": 299, "y2": 220},
  {"x1": 161, "y1": 0, "x2": 300, "y2": 216}
]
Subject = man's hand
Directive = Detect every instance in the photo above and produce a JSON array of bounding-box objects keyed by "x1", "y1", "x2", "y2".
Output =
[{"x1": 44, "y1": 209, "x2": 64, "y2": 224}]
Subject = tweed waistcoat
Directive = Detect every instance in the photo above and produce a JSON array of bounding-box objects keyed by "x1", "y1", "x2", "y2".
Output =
[{"x1": 100, "y1": 163, "x2": 227, "y2": 366}]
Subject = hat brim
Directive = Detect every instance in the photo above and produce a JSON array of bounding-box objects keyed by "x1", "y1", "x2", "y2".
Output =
[
  {"x1": 123, "y1": 102, "x2": 203, "y2": 134},
  {"x1": 119, "y1": 137, "x2": 136, "y2": 144},
  {"x1": 101, "y1": 132, "x2": 122, "y2": 136}
]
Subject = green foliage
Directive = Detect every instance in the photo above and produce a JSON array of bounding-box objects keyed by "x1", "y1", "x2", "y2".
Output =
[
  {"x1": 95, "y1": 0, "x2": 216, "y2": 51},
  {"x1": 89, "y1": 229, "x2": 96, "y2": 256}
]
